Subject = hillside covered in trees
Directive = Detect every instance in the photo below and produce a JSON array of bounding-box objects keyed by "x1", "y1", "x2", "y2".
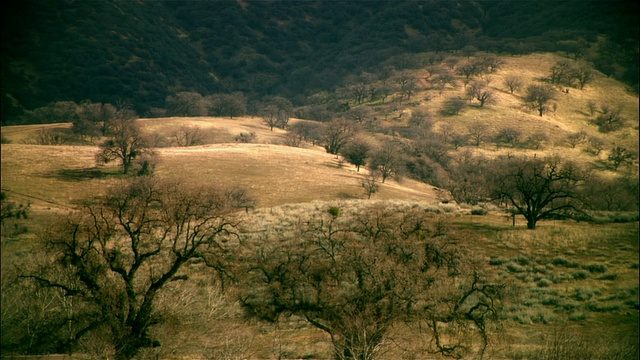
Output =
[{"x1": 1, "y1": 0, "x2": 638, "y2": 123}]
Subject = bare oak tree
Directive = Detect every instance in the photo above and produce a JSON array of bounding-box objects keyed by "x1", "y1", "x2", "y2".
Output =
[
  {"x1": 523, "y1": 84, "x2": 556, "y2": 116},
  {"x1": 23, "y1": 177, "x2": 241, "y2": 360},
  {"x1": 321, "y1": 119, "x2": 357, "y2": 155},
  {"x1": 96, "y1": 113, "x2": 152, "y2": 174},
  {"x1": 488, "y1": 155, "x2": 588, "y2": 229},
  {"x1": 239, "y1": 205, "x2": 502, "y2": 359},
  {"x1": 503, "y1": 76, "x2": 523, "y2": 94}
]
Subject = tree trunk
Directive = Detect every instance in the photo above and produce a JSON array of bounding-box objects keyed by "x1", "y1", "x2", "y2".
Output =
[{"x1": 526, "y1": 218, "x2": 536, "y2": 230}]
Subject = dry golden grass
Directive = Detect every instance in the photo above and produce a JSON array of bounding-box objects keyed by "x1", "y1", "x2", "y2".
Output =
[
  {"x1": 392, "y1": 52, "x2": 639, "y2": 167},
  {"x1": 0, "y1": 52, "x2": 638, "y2": 360},
  {"x1": 0, "y1": 115, "x2": 442, "y2": 212}
]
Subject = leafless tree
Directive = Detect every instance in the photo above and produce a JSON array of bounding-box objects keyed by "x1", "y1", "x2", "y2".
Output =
[
  {"x1": 456, "y1": 60, "x2": 483, "y2": 79},
  {"x1": 586, "y1": 137, "x2": 605, "y2": 155},
  {"x1": 595, "y1": 104, "x2": 624, "y2": 133},
  {"x1": 22, "y1": 177, "x2": 242, "y2": 360},
  {"x1": 466, "y1": 80, "x2": 496, "y2": 107},
  {"x1": 571, "y1": 64, "x2": 594, "y2": 89},
  {"x1": 369, "y1": 141, "x2": 404, "y2": 183},
  {"x1": 290, "y1": 121, "x2": 323, "y2": 146},
  {"x1": 494, "y1": 127, "x2": 522, "y2": 148},
  {"x1": 526, "y1": 132, "x2": 548, "y2": 150},
  {"x1": 96, "y1": 114, "x2": 152, "y2": 174},
  {"x1": 487, "y1": 155, "x2": 588, "y2": 229},
  {"x1": 165, "y1": 92, "x2": 206, "y2": 117},
  {"x1": 467, "y1": 122, "x2": 489, "y2": 146},
  {"x1": 523, "y1": 83, "x2": 556, "y2": 116},
  {"x1": 321, "y1": 119, "x2": 357, "y2": 155},
  {"x1": 607, "y1": 146, "x2": 636, "y2": 170},
  {"x1": 361, "y1": 174, "x2": 379, "y2": 199},
  {"x1": 566, "y1": 130, "x2": 587, "y2": 148},
  {"x1": 173, "y1": 125, "x2": 203, "y2": 146},
  {"x1": 239, "y1": 205, "x2": 503, "y2": 359},
  {"x1": 503, "y1": 76, "x2": 524, "y2": 94}
]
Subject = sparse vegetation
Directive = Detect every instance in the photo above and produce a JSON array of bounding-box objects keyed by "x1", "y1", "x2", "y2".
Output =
[{"x1": 1, "y1": 47, "x2": 638, "y2": 359}]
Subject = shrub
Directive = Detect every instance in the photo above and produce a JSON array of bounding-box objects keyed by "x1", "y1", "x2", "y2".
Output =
[
  {"x1": 552, "y1": 272, "x2": 570, "y2": 284},
  {"x1": 326, "y1": 206, "x2": 341, "y2": 218},
  {"x1": 537, "y1": 278, "x2": 553, "y2": 287},
  {"x1": 471, "y1": 207, "x2": 488, "y2": 215},
  {"x1": 235, "y1": 131, "x2": 256, "y2": 143},
  {"x1": 584, "y1": 264, "x2": 608, "y2": 273},
  {"x1": 506, "y1": 262, "x2": 527, "y2": 273},
  {"x1": 572, "y1": 270, "x2": 590, "y2": 280},
  {"x1": 513, "y1": 256, "x2": 531, "y2": 266},
  {"x1": 551, "y1": 257, "x2": 580, "y2": 268},
  {"x1": 489, "y1": 256, "x2": 507, "y2": 266}
]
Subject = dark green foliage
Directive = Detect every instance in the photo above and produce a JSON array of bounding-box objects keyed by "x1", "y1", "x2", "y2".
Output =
[{"x1": 2, "y1": 1, "x2": 636, "y2": 122}]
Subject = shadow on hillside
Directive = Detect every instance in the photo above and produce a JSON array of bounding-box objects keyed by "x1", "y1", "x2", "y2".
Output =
[
  {"x1": 46, "y1": 167, "x2": 121, "y2": 181},
  {"x1": 590, "y1": 159, "x2": 614, "y2": 171},
  {"x1": 451, "y1": 220, "x2": 513, "y2": 234},
  {"x1": 338, "y1": 192, "x2": 360, "y2": 200}
]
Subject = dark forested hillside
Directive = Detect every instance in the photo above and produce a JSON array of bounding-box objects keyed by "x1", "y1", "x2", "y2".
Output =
[{"x1": 1, "y1": 0, "x2": 637, "y2": 123}]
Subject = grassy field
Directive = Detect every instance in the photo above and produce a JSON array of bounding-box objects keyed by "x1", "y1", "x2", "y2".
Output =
[{"x1": 1, "y1": 52, "x2": 638, "y2": 359}]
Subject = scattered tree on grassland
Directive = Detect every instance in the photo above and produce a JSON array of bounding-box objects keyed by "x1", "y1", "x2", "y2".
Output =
[
  {"x1": 321, "y1": 119, "x2": 357, "y2": 155},
  {"x1": 440, "y1": 97, "x2": 466, "y2": 116},
  {"x1": 503, "y1": 75, "x2": 524, "y2": 94},
  {"x1": 549, "y1": 61, "x2": 573, "y2": 86},
  {"x1": 431, "y1": 71, "x2": 457, "y2": 95},
  {"x1": 523, "y1": 84, "x2": 556, "y2": 116},
  {"x1": 607, "y1": 146, "x2": 636, "y2": 170},
  {"x1": 172, "y1": 125, "x2": 203, "y2": 146},
  {"x1": 450, "y1": 133, "x2": 470, "y2": 150},
  {"x1": 456, "y1": 59, "x2": 485, "y2": 79},
  {"x1": 586, "y1": 136, "x2": 605, "y2": 155},
  {"x1": 205, "y1": 92, "x2": 247, "y2": 119},
  {"x1": 21, "y1": 177, "x2": 243, "y2": 360},
  {"x1": 467, "y1": 122, "x2": 489, "y2": 147},
  {"x1": 487, "y1": 155, "x2": 588, "y2": 229},
  {"x1": 259, "y1": 96, "x2": 293, "y2": 130},
  {"x1": 368, "y1": 141, "x2": 404, "y2": 183},
  {"x1": 595, "y1": 104, "x2": 624, "y2": 133},
  {"x1": 95, "y1": 113, "x2": 152, "y2": 174},
  {"x1": 360, "y1": 174, "x2": 379, "y2": 199},
  {"x1": 393, "y1": 71, "x2": 420, "y2": 103},
  {"x1": 165, "y1": 92, "x2": 206, "y2": 117},
  {"x1": 572, "y1": 64, "x2": 594, "y2": 89},
  {"x1": 566, "y1": 130, "x2": 587, "y2": 148},
  {"x1": 494, "y1": 127, "x2": 522, "y2": 148},
  {"x1": 526, "y1": 132, "x2": 548, "y2": 150},
  {"x1": 0, "y1": 192, "x2": 30, "y2": 225},
  {"x1": 466, "y1": 80, "x2": 496, "y2": 107},
  {"x1": 289, "y1": 121, "x2": 323, "y2": 146},
  {"x1": 478, "y1": 54, "x2": 505, "y2": 73},
  {"x1": 340, "y1": 140, "x2": 370, "y2": 172},
  {"x1": 238, "y1": 205, "x2": 503, "y2": 359}
]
